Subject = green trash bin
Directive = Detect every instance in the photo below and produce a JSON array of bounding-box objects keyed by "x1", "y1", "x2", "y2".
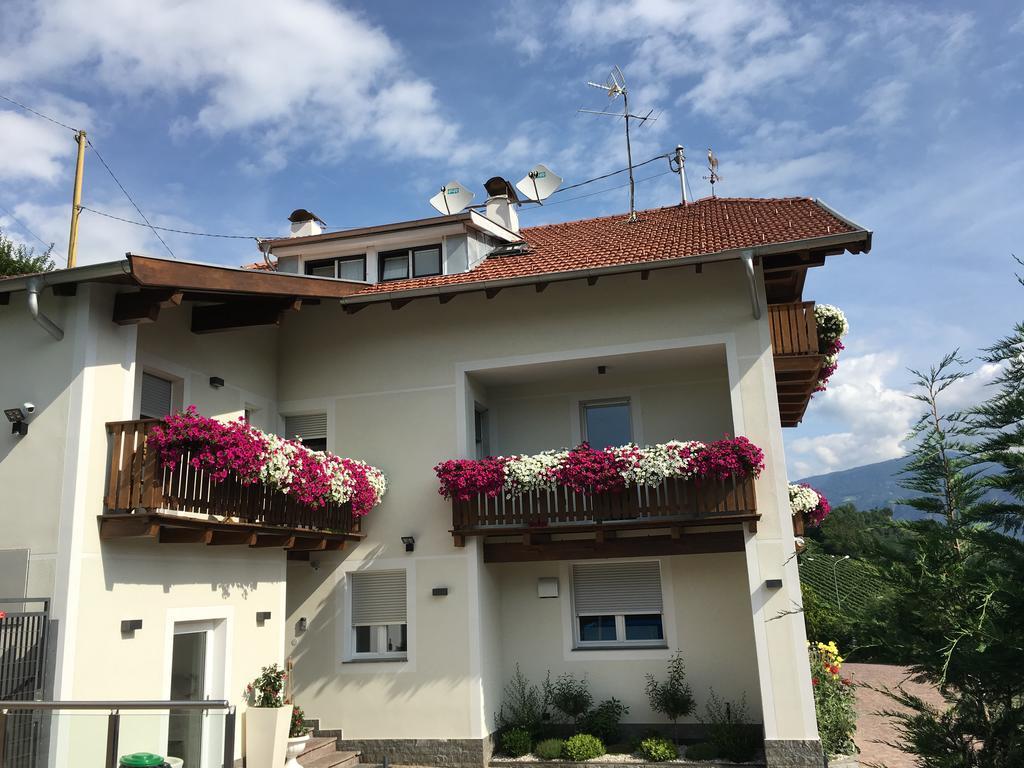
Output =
[{"x1": 119, "y1": 753, "x2": 170, "y2": 768}]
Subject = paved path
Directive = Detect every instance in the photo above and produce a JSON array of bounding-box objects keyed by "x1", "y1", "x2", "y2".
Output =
[{"x1": 843, "y1": 663, "x2": 945, "y2": 768}]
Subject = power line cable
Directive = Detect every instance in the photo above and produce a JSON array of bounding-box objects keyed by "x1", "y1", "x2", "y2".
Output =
[
  {"x1": 0, "y1": 93, "x2": 80, "y2": 133},
  {"x1": 0, "y1": 203, "x2": 54, "y2": 250},
  {"x1": 550, "y1": 153, "x2": 670, "y2": 195},
  {"x1": 79, "y1": 205, "x2": 263, "y2": 241},
  {"x1": 85, "y1": 139, "x2": 175, "y2": 259},
  {"x1": 520, "y1": 170, "x2": 673, "y2": 211}
]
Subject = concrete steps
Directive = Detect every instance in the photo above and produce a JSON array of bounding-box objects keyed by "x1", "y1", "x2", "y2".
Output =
[{"x1": 298, "y1": 736, "x2": 360, "y2": 768}]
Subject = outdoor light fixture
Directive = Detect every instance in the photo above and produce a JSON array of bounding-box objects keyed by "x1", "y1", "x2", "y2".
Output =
[
  {"x1": 401, "y1": 536, "x2": 415, "y2": 552},
  {"x1": 121, "y1": 619, "x2": 143, "y2": 636},
  {"x1": 256, "y1": 611, "x2": 272, "y2": 625},
  {"x1": 597, "y1": 365, "x2": 607, "y2": 375},
  {"x1": 765, "y1": 578, "x2": 783, "y2": 589},
  {"x1": 431, "y1": 587, "x2": 449, "y2": 597},
  {"x1": 5, "y1": 407, "x2": 28, "y2": 436},
  {"x1": 209, "y1": 376, "x2": 225, "y2": 389}
]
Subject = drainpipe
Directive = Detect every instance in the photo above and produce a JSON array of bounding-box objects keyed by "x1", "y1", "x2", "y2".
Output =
[
  {"x1": 26, "y1": 278, "x2": 64, "y2": 341},
  {"x1": 740, "y1": 251, "x2": 761, "y2": 319}
]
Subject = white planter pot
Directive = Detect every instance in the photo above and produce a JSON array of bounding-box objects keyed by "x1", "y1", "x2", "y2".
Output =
[
  {"x1": 285, "y1": 735, "x2": 310, "y2": 768},
  {"x1": 244, "y1": 705, "x2": 291, "y2": 768}
]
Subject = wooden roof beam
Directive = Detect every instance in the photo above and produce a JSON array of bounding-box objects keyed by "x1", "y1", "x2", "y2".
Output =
[
  {"x1": 113, "y1": 288, "x2": 184, "y2": 325},
  {"x1": 190, "y1": 297, "x2": 299, "y2": 334}
]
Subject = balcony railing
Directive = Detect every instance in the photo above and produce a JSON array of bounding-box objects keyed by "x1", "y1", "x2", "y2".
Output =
[
  {"x1": 101, "y1": 419, "x2": 360, "y2": 548},
  {"x1": 768, "y1": 301, "x2": 824, "y2": 427},
  {"x1": 451, "y1": 474, "x2": 757, "y2": 546}
]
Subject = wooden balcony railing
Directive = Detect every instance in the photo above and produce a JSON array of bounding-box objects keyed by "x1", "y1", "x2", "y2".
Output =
[
  {"x1": 768, "y1": 301, "x2": 825, "y2": 427},
  {"x1": 101, "y1": 419, "x2": 360, "y2": 549},
  {"x1": 451, "y1": 474, "x2": 758, "y2": 548}
]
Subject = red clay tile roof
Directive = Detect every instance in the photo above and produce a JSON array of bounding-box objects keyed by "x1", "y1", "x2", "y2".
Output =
[
  {"x1": 349, "y1": 197, "x2": 862, "y2": 296},
  {"x1": 240, "y1": 260, "x2": 275, "y2": 271}
]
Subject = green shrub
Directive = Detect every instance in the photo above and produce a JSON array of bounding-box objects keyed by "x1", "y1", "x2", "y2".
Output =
[
  {"x1": 703, "y1": 690, "x2": 760, "y2": 763},
  {"x1": 580, "y1": 698, "x2": 629, "y2": 744},
  {"x1": 549, "y1": 673, "x2": 593, "y2": 726},
  {"x1": 808, "y1": 642, "x2": 857, "y2": 756},
  {"x1": 534, "y1": 738, "x2": 565, "y2": 760},
  {"x1": 561, "y1": 733, "x2": 605, "y2": 761},
  {"x1": 496, "y1": 665, "x2": 551, "y2": 736},
  {"x1": 637, "y1": 736, "x2": 677, "y2": 762},
  {"x1": 683, "y1": 742, "x2": 719, "y2": 761},
  {"x1": 500, "y1": 726, "x2": 533, "y2": 757},
  {"x1": 645, "y1": 652, "x2": 695, "y2": 740}
]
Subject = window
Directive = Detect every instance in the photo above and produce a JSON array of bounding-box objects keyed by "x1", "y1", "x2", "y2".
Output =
[
  {"x1": 581, "y1": 398, "x2": 632, "y2": 448},
  {"x1": 284, "y1": 413, "x2": 327, "y2": 452},
  {"x1": 304, "y1": 255, "x2": 366, "y2": 282},
  {"x1": 572, "y1": 561, "x2": 665, "y2": 648},
  {"x1": 140, "y1": 372, "x2": 173, "y2": 419},
  {"x1": 379, "y1": 244, "x2": 443, "y2": 282},
  {"x1": 474, "y1": 406, "x2": 490, "y2": 459},
  {"x1": 350, "y1": 570, "x2": 407, "y2": 659}
]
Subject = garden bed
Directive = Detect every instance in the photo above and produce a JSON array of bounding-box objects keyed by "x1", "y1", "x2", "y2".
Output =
[{"x1": 491, "y1": 753, "x2": 765, "y2": 768}]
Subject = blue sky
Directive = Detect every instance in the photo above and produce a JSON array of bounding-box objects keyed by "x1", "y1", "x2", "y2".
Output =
[{"x1": 1, "y1": 0, "x2": 1021, "y2": 477}]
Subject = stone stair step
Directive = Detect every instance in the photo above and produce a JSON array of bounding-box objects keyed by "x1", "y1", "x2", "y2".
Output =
[
  {"x1": 300, "y1": 736, "x2": 339, "y2": 760},
  {"x1": 300, "y1": 749, "x2": 361, "y2": 768}
]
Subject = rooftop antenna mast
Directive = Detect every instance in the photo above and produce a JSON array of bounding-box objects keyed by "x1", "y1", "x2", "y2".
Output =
[
  {"x1": 704, "y1": 147, "x2": 722, "y2": 198},
  {"x1": 669, "y1": 145, "x2": 691, "y2": 205},
  {"x1": 579, "y1": 66, "x2": 657, "y2": 222}
]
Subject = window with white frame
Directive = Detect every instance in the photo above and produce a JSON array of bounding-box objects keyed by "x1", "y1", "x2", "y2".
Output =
[
  {"x1": 581, "y1": 398, "x2": 632, "y2": 448},
  {"x1": 350, "y1": 570, "x2": 407, "y2": 659},
  {"x1": 572, "y1": 561, "x2": 665, "y2": 647}
]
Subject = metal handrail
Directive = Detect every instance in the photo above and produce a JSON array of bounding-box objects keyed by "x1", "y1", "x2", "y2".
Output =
[{"x1": 0, "y1": 700, "x2": 236, "y2": 768}]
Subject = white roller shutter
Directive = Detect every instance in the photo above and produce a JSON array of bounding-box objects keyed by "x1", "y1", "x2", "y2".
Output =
[
  {"x1": 140, "y1": 373, "x2": 173, "y2": 418},
  {"x1": 351, "y1": 570, "x2": 407, "y2": 626},
  {"x1": 572, "y1": 561, "x2": 663, "y2": 615},
  {"x1": 284, "y1": 413, "x2": 327, "y2": 442}
]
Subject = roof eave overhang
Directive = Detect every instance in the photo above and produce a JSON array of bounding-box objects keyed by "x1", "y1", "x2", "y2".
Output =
[
  {"x1": 0, "y1": 260, "x2": 132, "y2": 294},
  {"x1": 338, "y1": 229, "x2": 871, "y2": 307}
]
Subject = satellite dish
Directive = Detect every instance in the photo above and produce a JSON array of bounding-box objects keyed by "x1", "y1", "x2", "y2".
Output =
[
  {"x1": 429, "y1": 181, "x2": 474, "y2": 216},
  {"x1": 515, "y1": 164, "x2": 563, "y2": 203}
]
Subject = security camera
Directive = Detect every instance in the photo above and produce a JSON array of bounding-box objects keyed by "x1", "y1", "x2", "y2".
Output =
[{"x1": 23, "y1": 403, "x2": 35, "y2": 414}]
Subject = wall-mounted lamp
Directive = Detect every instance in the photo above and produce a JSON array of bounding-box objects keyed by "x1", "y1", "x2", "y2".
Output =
[
  {"x1": 596, "y1": 365, "x2": 607, "y2": 375},
  {"x1": 256, "y1": 611, "x2": 272, "y2": 625},
  {"x1": 764, "y1": 578, "x2": 783, "y2": 589},
  {"x1": 432, "y1": 587, "x2": 449, "y2": 597},
  {"x1": 121, "y1": 619, "x2": 143, "y2": 637},
  {"x1": 297, "y1": 617, "x2": 308, "y2": 633},
  {"x1": 209, "y1": 376, "x2": 225, "y2": 389},
  {"x1": 5, "y1": 406, "x2": 30, "y2": 436},
  {"x1": 401, "y1": 536, "x2": 415, "y2": 553}
]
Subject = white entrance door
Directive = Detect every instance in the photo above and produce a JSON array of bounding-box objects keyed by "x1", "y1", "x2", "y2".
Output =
[{"x1": 168, "y1": 620, "x2": 226, "y2": 767}]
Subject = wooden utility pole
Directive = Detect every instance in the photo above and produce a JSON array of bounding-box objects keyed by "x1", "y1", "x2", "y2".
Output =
[{"x1": 67, "y1": 130, "x2": 86, "y2": 268}]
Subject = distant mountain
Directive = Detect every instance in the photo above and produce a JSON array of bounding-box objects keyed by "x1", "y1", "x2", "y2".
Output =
[{"x1": 798, "y1": 456, "x2": 1010, "y2": 521}]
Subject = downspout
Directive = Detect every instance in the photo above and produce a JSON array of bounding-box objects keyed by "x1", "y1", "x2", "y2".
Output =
[
  {"x1": 26, "y1": 278, "x2": 65, "y2": 341},
  {"x1": 740, "y1": 251, "x2": 761, "y2": 319}
]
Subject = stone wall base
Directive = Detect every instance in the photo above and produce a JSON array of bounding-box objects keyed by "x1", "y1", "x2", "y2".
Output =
[
  {"x1": 338, "y1": 736, "x2": 494, "y2": 768},
  {"x1": 764, "y1": 739, "x2": 824, "y2": 768}
]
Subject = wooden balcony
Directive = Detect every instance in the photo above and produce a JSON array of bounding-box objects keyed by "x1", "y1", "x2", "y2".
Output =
[
  {"x1": 100, "y1": 419, "x2": 362, "y2": 550},
  {"x1": 451, "y1": 475, "x2": 758, "y2": 562},
  {"x1": 768, "y1": 301, "x2": 824, "y2": 427}
]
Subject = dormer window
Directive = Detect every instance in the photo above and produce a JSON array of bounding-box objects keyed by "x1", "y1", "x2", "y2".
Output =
[
  {"x1": 305, "y1": 255, "x2": 366, "y2": 282},
  {"x1": 379, "y1": 244, "x2": 442, "y2": 282}
]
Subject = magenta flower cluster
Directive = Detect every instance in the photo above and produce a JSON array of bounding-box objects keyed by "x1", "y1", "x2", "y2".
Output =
[
  {"x1": 805, "y1": 485, "x2": 832, "y2": 526},
  {"x1": 148, "y1": 406, "x2": 267, "y2": 483},
  {"x1": 814, "y1": 339, "x2": 845, "y2": 393},
  {"x1": 433, "y1": 436, "x2": 765, "y2": 501}
]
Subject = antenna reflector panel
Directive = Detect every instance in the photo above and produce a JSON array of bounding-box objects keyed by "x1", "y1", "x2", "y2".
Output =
[
  {"x1": 515, "y1": 164, "x2": 563, "y2": 202},
  {"x1": 429, "y1": 181, "x2": 474, "y2": 215}
]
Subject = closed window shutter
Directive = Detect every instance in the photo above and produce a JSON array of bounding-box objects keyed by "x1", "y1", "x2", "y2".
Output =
[
  {"x1": 140, "y1": 373, "x2": 173, "y2": 418},
  {"x1": 351, "y1": 570, "x2": 407, "y2": 625},
  {"x1": 573, "y1": 561, "x2": 663, "y2": 614},
  {"x1": 284, "y1": 413, "x2": 327, "y2": 442}
]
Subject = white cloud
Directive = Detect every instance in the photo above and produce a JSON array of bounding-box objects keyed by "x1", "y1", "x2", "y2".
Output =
[
  {"x1": 0, "y1": 0, "x2": 478, "y2": 171},
  {"x1": 858, "y1": 79, "x2": 910, "y2": 128},
  {"x1": 0, "y1": 95, "x2": 91, "y2": 184}
]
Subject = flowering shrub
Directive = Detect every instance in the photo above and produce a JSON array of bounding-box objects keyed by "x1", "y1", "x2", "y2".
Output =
[
  {"x1": 808, "y1": 641, "x2": 857, "y2": 756},
  {"x1": 434, "y1": 437, "x2": 765, "y2": 500},
  {"x1": 289, "y1": 704, "x2": 310, "y2": 738},
  {"x1": 246, "y1": 663, "x2": 286, "y2": 708},
  {"x1": 147, "y1": 407, "x2": 386, "y2": 515},
  {"x1": 814, "y1": 304, "x2": 849, "y2": 392},
  {"x1": 788, "y1": 483, "x2": 831, "y2": 526}
]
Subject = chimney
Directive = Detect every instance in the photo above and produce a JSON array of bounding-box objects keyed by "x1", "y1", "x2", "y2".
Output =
[
  {"x1": 482, "y1": 177, "x2": 520, "y2": 234},
  {"x1": 288, "y1": 209, "x2": 325, "y2": 238}
]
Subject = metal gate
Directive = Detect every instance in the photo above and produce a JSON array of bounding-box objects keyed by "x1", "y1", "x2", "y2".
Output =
[{"x1": 0, "y1": 598, "x2": 50, "y2": 768}]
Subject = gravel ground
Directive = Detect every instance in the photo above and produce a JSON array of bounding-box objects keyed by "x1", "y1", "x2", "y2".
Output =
[{"x1": 844, "y1": 663, "x2": 946, "y2": 768}]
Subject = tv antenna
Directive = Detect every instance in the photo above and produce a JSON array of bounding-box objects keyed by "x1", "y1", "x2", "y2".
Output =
[
  {"x1": 669, "y1": 145, "x2": 691, "y2": 205},
  {"x1": 579, "y1": 66, "x2": 658, "y2": 222},
  {"x1": 703, "y1": 147, "x2": 722, "y2": 197}
]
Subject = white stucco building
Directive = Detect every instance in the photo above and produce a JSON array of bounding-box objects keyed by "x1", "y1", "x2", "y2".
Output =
[{"x1": 0, "y1": 193, "x2": 870, "y2": 767}]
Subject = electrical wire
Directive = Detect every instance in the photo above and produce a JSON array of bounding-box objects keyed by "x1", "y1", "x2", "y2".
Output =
[
  {"x1": 0, "y1": 203, "x2": 54, "y2": 250},
  {"x1": 520, "y1": 170, "x2": 674, "y2": 211},
  {"x1": 85, "y1": 139, "x2": 175, "y2": 259},
  {"x1": 551, "y1": 153, "x2": 670, "y2": 195},
  {"x1": 0, "y1": 93, "x2": 79, "y2": 133},
  {"x1": 79, "y1": 206, "x2": 262, "y2": 241}
]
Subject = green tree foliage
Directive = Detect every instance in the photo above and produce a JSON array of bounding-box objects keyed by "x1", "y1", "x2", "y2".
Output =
[
  {"x1": 548, "y1": 672, "x2": 593, "y2": 727},
  {"x1": 0, "y1": 228, "x2": 55, "y2": 277},
  {"x1": 806, "y1": 503, "x2": 908, "y2": 559},
  {"x1": 876, "y1": 304, "x2": 1024, "y2": 765},
  {"x1": 496, "y1": 665, "x2": 550, "y2": 737},
  {"x1": 644, "y1": 652, "x2": 695, "y2": 741},
  {"x1": 561, "y1": 734, "x2": 605, "y2": 761}
]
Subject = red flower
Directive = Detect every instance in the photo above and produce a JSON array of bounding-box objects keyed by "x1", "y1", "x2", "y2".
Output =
[{"x1": 811, "y1": 677, "x2": 819, "y2": 686}]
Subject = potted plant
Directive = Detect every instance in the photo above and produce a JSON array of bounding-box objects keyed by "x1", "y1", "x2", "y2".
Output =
[
  {"x1": 244, "y1": 664, "x2": 291, "y2": 768},
  {"x1": 285, "y1": 704, "x2": 312, "y2": 767}
]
